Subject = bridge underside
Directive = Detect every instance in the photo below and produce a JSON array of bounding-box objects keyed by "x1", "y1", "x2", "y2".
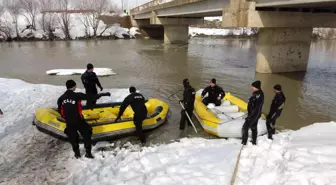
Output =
[{"x1": 131, "y1": 0, "x2": 336, "y2": 73}]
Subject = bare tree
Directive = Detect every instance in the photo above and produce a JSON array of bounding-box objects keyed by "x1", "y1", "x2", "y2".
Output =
[
  {"x1": 39, "y1": 0, "x2": 57, "y2": 36},
  {"x1": 19, "y1": 0, "x2": 39, "y2": 30},
  {"x1": 57, "y1": 0, "x2": 71, "y2": 39},
  {"x1": 76, "y1": 0, "x2": 110, "y2": 37},
  {"x1": 5, "y1": 0, "x2": 21, "y2": 38},
  {"x1": 0, "y1": 4, "x2": 14, "y2": 40}
]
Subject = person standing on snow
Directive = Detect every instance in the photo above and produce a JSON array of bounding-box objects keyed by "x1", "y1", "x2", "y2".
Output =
[
  {"x1": 57, "y1": 80, "x2": 111, "y2": 159},
  {"x1": 266, "y1": 84, "x2": 286, "y2": 140},
  {"x1": 242, "y1": 80, "x2": 264, "y2": 145},
  {"x1": 201, "y1": 78, "x2": 225, "y2": 106},
  {"x1": 81, "y1": 63, "x2": 103, "y2": 107},
  {"x1": 115, "y1": 87, "x2": 148, "y2": 144},
  {"x1": 179, "y1": 79, "x2": 196, "y2": 132}
]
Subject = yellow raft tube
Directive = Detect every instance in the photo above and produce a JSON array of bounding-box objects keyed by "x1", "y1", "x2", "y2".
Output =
[
  {"x1": 33, "y1": 99, "x2": 169, "y2": 142},
  {"x1": 194, "y1": 93, "x2": 267, "y2": 138}
]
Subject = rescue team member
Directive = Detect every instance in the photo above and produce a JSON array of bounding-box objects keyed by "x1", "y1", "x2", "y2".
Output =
[
  {"x1": 57, "y1": 80, "x2": 110, "y2": 159},
  {"x1": 81, "y1": 63, "x2": 103, "y2": 107},
  {"x1": 179, "y1": 79, "x2": 196, "y2": 131},
  {"x1": 242, "y1": 80, "x2": 264, "y2": 145},
  {"x1": 266, "y1": 84, "x2": 286, "y2": 140},
  {"x1": 201, "y1": 78, "x2": 225, "y2": 106},
  {"x1": 115, "y1": 87, "x2": 148, "y2": 144}
]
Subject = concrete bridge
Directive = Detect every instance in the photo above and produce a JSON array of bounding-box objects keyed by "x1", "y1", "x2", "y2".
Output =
[{"x1": 130, "y1": 0, "x2": 336, "y2": 73}]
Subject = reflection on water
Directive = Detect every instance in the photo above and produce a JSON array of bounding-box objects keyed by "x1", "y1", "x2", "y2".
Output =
[{"x1": 0, "y1": 38, "x2": 335, "y2": 135}]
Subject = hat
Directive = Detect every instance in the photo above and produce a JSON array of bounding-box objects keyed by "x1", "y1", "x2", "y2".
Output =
[
  {"x1": 251, "y1": 80, "x2": 261, "y2": 89},
  {"x1": 66, "y1": 80, "x2": 76, "y2": 89},
  {"x1": 87, "y1": 63, "x2": 94, "y2": 70},
  {"x1": 210, "y1": 78, "x2": 216, "y2": 84},
  {"x1": 274, "y1": 84, "x2": 282, "y2": 91},
  {"x1": 183, "y1": 78, "x2": 189, "y2": 86},
  {"x1": 129, "y1": 86, "x2": 136, "y2": 93}
]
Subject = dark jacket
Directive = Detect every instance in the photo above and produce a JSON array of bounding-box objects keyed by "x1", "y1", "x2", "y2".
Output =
[
  {"x1": 268, "y1": 92, "x2": 286, "y2": 117},
  {"x1": 117, "y1": 92, "x2": 148, "y2": 119},
  {"x1": 246, "y1": 90, "x2": 264, "y2": 123},
  {"x1": 183, "y1": 85, "x2": 196, "y2": 109},
  {"x1": 81, "y1": 70, "x2": 102, "y2": 94},
  {"x1": 201, "y1": 85, "x2": 225, "y2": 101},
  {"x1": 57, "y1": 90, "x2": 107, "y2": 123}
]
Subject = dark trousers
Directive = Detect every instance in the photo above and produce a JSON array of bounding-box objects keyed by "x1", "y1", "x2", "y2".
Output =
[
  {"x1": 266, "y1": 111, "x2": 281, "y2": 139},
  {"x1": 134, "y1": 114, "x2": 146, "y2": 143},
  {"x1": 202, "y1": 97, "x2": 221, "y2": 106},
  {"x1": 242, "y1": 118, "x2": 258, "y2": 145},
  {"x1": 179, "y1": 106, "x2": 193, "y2": 130},
  {"x1": 86, "y1": 90, "x2": 98, "y2": 107},
  {"x1": 65, "y1": 121, "x2": 92, "y2": 156}
]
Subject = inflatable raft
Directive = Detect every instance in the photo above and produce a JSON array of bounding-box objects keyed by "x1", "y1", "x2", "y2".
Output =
[
  {"x1": 194, "y1": 90, "x2": 267, "y2": 138},
  {"x1": 33, "y1": 98, "x2": 169, "y2": 142}
]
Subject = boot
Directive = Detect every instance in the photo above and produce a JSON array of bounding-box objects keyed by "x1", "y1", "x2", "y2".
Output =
[
  {"x1": 268, "y1": 130, "x2": 273, "y2": 140},
  {"x1": 85, "y1": 148, "x2": 94, "y2": 159},
  {"x1": 85, "y1": 152, "x2": 94, "y2": 159},
  {"x1": 252, "y1": 129, "x2": 258, "y2": 145},
  {"x1": 74, "y1": 152, "x2": 81, "y2": 159},
  {"x1": 74, "y1": 147, "x2": 81, "y2": 159}
]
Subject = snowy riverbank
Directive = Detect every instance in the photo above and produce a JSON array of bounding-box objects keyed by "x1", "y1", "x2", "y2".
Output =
[{"x1": 0, "y1": 78, "x2": 336, "y2": 185}]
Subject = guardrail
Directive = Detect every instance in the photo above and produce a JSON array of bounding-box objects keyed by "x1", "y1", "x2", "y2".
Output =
[{"x1": 131, "y1": 0, "x2": 173, "y2": 14}]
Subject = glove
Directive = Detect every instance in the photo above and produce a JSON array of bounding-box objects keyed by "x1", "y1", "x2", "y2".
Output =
[
  {"x1": 115, "y1": 117, "x2": 120, "y2": 123},
  {"x1": 100, "y1": 87, "x2": 103, "y2": 91}
]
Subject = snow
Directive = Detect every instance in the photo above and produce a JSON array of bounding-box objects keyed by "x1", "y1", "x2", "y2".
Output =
[
  {"x1": 0, "y1": 10, "x2": 139, "y2": 40},
  {"x1": 235, "y1": 122, "x2": 336, "y2": 185},
  {"x1": 46, "y1": 68, "x2": 117, "y2": 76},
  {"x1": 204, "y1": 16, "x2": 222, "y2": 21},
  {"x1": 189, "y1": 27, "x2": 255, "y2": 37},
  {"x1": 67, "y1": 138, "x2": 242, "y2": 185},
  {"x1": 1, "y1": 78, "x2": 336, "y2": 185}
]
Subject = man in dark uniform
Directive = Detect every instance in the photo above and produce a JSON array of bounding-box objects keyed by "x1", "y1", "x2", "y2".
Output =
[
  {"x1": 179, "y1": 79, "x2": 196, "y2": 131},
  {"x1": 115, "y1": 87, "x2": 148, "y2": 144},
  {"x1": 266, "y1": 84, "x2": 286, "y2": 140},
  {"x1": 201, "y1": 78, "x2": 225, "y2": 106},
  {"x1": 81, "y1": 63, "x2": 103, "y2": 107},
  {"x1": 57, "y1": 80, "x2": 110, "y2": 159},
  {"x1": 242, "y1": 80, "x2": 264, "y2": 145}
]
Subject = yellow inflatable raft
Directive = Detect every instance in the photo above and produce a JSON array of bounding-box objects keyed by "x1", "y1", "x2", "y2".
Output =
[
  {"x1": 33, "y1": 98, "x2": 169, "y2": 142},
  {"x1": 194, "y1": 92, "x2": 267, "y2": 138}
]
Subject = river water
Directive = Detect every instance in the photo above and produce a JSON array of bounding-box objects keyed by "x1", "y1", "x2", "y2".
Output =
[{"x1": 0, "y1": 38, "x2": 336, "y2": 135}]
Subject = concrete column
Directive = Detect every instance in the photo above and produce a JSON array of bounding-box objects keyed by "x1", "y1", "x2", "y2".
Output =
[
  {"x1": 256, "y1": 28, "x2": 312, "y2": 73},
  {"x1": 164, "y1": 25, "x2": 189, "y2": 44}
]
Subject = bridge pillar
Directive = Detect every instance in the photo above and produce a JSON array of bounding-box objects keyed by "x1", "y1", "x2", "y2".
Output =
[
  {"x1": 164, "y1": 25, "x2": 189, "y2": 44},
  {"x1": 256, "y1": 27, "x2": 312, "y2": 73}
]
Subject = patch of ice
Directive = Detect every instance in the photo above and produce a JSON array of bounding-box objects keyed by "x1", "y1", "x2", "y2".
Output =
[{"x1": 46, "y1": 68, "x2": 116, "y2": 76}]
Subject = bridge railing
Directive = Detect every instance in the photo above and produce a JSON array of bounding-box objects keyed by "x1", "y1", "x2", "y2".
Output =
[{"x1": 131, "y1": 0, "x2": 173, "y2": 14}]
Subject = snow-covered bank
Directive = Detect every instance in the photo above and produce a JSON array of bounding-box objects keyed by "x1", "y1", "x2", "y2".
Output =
[
  {"x1": 235, "y1": 122, "x2": 336, "y2": 185},
  {"x1": 0, "y1": 9, "x2": 140, "y2": 41},
  {"x1": 66, "y1": 139, "x2": 241, "y2": 185},
  {"x1": 46, "y1": 68, "x2": 116, "y2": 76}
]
